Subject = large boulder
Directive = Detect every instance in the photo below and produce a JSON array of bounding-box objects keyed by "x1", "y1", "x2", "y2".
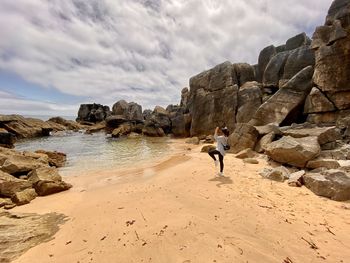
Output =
[
  {"x1": 263, "y1": 51, "x2": 290, "y2": 87},
  {"x1": 111, "y1": 123, "x2": 132, "y2": 138},
  {"x1": 112, "y1": 100, "x2": 143, "y2": 122},
  {"x1": 28, "y1": 167, "x2": 71, "y2": 196},
  {"x1": 250, "y1": 66, "x2": 314, "y2": 126},
  {"x1": 148, "y1": 106, "x2": 171, "y2": 134},
  {"x1": 304, "y1": 169, "x2": 350, "y2": 201},
  {"x1": 259, "y1": 166, "x2": 290, "y2": 182},
  {"x1": 257, "y1": 45, "x2": 277, "y2": 82},
  {"x1": 77, "y1": 104, "x2": 110, "y2": 123},
  {"x1": 0, "y1": 155, "x2": 46, "y2": 175},
  {"x1": 142, "y1": 125, "x2": 165, "y2": 137},
  {"x1": 189, "y1": 61, "x2": 238, "y2": 136},
  {"x1": 266, "y1": 136, "x2": 321, "y2": 167},
  {"x1": 170, "y1": 112, "x2": 191, "y2": 137},
  {"x1": 304, "y1": 87, "x2": 336, "y2": 113},
  {"x1": 285, "y1": 32, "x2": 312, "y2": 51},
  {"x1": 281, "y1": 46, "x2": 315, "y2": 82},
  {"x1": 232, "y1": 63, "x2": 256, "y2": 86},
  {"x1": 227, "y1": 124, "x2": 259, "y2": 154},
  {"x1": 35, "y1": 150, "x2": 67, "y2": 168},
  {"x1": 11, "y1": 188, "x2": 37, "y2": 205},
  {"x1": 105, "y1": 115, "x2": 128, "y2": 129},
  {"x1": 236, "y1": 82, "x2": 262, "y2": 123},
  {"x1": 328, "y1": 91, "x2": 350, "y2": 110},
  {"x1": 280, "y1": 125, "x2": 342, "y2": 146},
  {"x1": 0, "y1": 171, "x2": 32, "y2": 197},
  {"x1": 180, "y1": 87, "x2": 190, "y2": 111}
]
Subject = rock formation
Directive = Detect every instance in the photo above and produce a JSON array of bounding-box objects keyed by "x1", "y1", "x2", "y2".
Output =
[{"x1": 76, "y1": 103, "x2": 110, "y2": 123}]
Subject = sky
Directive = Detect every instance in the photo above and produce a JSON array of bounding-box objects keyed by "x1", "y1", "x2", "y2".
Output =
[{"x1": 0, "y1": 0, "x2": 333, "y2": 117}]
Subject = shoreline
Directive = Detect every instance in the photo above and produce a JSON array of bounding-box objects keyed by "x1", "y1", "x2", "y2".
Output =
[{"x1": 10, "y1": 140, "x2": 350, "y2": 263}]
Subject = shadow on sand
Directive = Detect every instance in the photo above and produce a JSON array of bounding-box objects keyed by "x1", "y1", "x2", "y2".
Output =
[{"x1": 209, "y1": 176, "x2": 233, "y2": 187}]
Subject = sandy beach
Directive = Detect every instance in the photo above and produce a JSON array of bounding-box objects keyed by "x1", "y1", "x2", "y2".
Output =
[{"x1": 12, "y1": 140, "x2": 350, "y2": 263}]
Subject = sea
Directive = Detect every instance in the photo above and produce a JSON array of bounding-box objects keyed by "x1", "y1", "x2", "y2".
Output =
[{"x1": 15, "y1": 129, "x2": 170, "y2": 174}]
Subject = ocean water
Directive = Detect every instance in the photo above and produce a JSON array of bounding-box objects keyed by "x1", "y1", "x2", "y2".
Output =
[{"x1": 15, "y1": 132, "x2": 170, "y2": 174}]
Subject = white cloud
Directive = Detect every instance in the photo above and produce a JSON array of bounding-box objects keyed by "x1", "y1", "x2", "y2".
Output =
[{"x1": 0, "y1": 0, "x2": 333, "y2": 114}]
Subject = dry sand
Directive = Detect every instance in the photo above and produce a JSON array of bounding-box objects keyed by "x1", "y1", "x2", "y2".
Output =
[{"x1": 12, "y1": 140, "x2": 350, "y2": 263}]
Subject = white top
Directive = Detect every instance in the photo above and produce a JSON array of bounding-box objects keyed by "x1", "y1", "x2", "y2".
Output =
[{"x1": 214, "y1": 134, "x2": 228, "y2": 156}]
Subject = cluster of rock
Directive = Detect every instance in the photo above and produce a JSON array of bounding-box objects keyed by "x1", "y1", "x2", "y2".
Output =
[
  {"x1": 0, "y1": 115, "x2": 85, "y2": 148},
  {"x1": 0, "y1": 147, "x2": 71, "y2": 209}
]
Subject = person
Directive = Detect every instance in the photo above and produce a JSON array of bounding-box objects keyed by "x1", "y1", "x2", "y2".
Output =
[{"x1": 208, "y1": 126, "x2": 229, "y2": 177}]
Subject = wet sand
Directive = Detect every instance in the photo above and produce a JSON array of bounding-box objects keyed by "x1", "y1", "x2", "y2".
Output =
[{"x1": 12, "y1": 141, "x2": 350, "y2": 263}]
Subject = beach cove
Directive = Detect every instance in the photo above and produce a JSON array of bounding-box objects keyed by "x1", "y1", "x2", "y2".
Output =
[{"x1": 11, "y1": 140, "x2": 350, "y2": 263}]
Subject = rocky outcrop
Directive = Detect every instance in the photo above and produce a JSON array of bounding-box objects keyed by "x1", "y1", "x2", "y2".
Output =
[
  {"x1": 0, "y1": 211, "x2": 66, "y2": 262},
  {"x1": 0, "y1": 128, "x2": 16, "y2": 148},
  {"x1": 169, "y1": 111, "x2": 191, "y2": 137},
  {"x1": 77, "y1": 103, "x2": 110, "y2": 123},
  {"x1": 0, "y1": 146, "x2": 71, "y2": 208},
  {"x1": 304, "y1": 87, "x2": 336, "y2": 113},
  {"x1": 0, "y1": 115, "x2": 66, "y2": 139},
  {"x1": 236, "y1": 82, "x2": 262, "y2": 123},
  {"x1": 112, "y1": 100, "x2": 143, "y2": 122},
  {"x1": 266, "y1": 136, "x2": 320, "y2": 167},
  {"x1": 188, "y1": 61, "x2": 238, "y2": 136},
  {"x1": 34, "y1": 150, "x2": 67, "y2": 168},
  {"x1": 48, "y1": 117, "x2": 83, "y2": 131}
]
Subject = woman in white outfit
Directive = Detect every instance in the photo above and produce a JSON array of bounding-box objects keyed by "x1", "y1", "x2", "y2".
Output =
[{"x1": 208, "y1": 127, "x2": 229, "y2": 176}]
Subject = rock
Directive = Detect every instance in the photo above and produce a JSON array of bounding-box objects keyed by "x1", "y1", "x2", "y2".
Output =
[
  {"x1": 255, "y1": 132, "x2": 275, "y2": 153},
  {"x1": 282, "y1": 46, "x2": 315, "y2": 81},
  {"x1": 281, "y1": 126, "x2": 342, "y2": 145},
  {"x1": 204, "y1": 135, "x2": 215, "y2": 144},
  {"x1": 328, "y1": 91, "x2": 350, "y2": 110},
  {"x1": 0, "y1": 211, "x2": 66, "y2": 262},
  {"x1": 185, "y1": 137, "x2": 200, "y2": 145},
  {"x1": 34, "y1": 181, "x2": 72, "y2": 196},
  {"x1": 188, "y1": 61, "x2": 238, "y2": 136},
  {"x1": 235, "y1": 148, "x2": 257, "y2": 159},
  {"x1": 48, "y1": 117, "x2": 82, "y2": 130},
  {"x1": 263, "y1": 51, "x2": 290, "y2": 87},
  {"x1": 304, "y1": 87, "x2": 336, "y2": 113},
  {"x1": 85, "y1": 121, "x2": 106, "y2": 134},
  {"x1": 257, "y1": 45, "x2": 277, "y2": 82},
  {"x1": 304, "y1": 169, "x2": 350, "y2": 201},
  {"x1": 307, "y1": 110, "x2": 350, "y2": 125},
  {"x1": 285, "y1": 32, "x2": 311, "y2": 51},
  {"x1": 180, "y1": 87, "x2": 190, "y2": 110},
  {"x1": 0, "y1": 115, "x2": 66, "y2": 139},
  {"x1": 0, "y1": 171, "x2": 32, "y2": 197},
  {"x1": 287, "y1": 170, "x2": 305, "y2": 187},
  {"x1": 111, "y1": 123, "x2": 132, "y2": 138},
  {"x1": 250, "y1": 66, "x2": 314, "y2": 126},
  {"x1": 105, "y1": 115, "x2": 128, "y2": 128},
  {"x1": 28, "y1": 167, "x2": 62, "y2": 185},
  {"x1": 312, "y1": 1, "x2": 350, "y2": 93},
  {"x1": 254, "y1": 124, "x2": 281, "y2": 135},
  {"x1": 306, "y1": 158, "x2": 340, "y2": 169},
  {"x1": 0, "y1": 154, "x2": 46, "y2": 175},
  {"x1": 319, "y1": 144, "x2": 350, "y2": 160},
  {"x1": 170, "y1": 112, "x2": 191, "y2": 137},
  {"x1": 201, "y1": 145, "x2": 216, "y2": 153},
  {"x1": 35, "y1": 150, "x2": 67, "y2": 168},
  {"x1": 259, "y1": 166, "x2": 290, "y2": 182},
  {"x1": 112, "y1": 100, "x2": 143, "y2": 122},
  {"x1": 227, "y1": 124, "x2": 259, "y2": 154},
  {"x1": 0, "y1": 197, "x2": 13, "y2": 208},
  {"x1": 243, "y1": 158, "x2": 259, "y2": 164},
  {"x1": 144, "y1": 106, "x2": 171, "y2": 134},
  {"x1": 236, "y1": 82, "x2": 262, "y2": 123},
  {"x1": 77, "y1": 104, "x2": 110, "y2": 123},
  {"x1": 266, "y1": 136, "x2": 320, "y2": 167},
  {"x1": 0, "y1": 129, "x2": 16, "y2": 148},
  {"x1": 232, "y1": 63, "x2": 256, "y2": 86},
  {"x1": 11, "y1": 188, "x2": 37, "y2": 205},
  {"x1": 142, "y1": 110, "x2": 152, "y2": 121},
  {"x1": 142, "y1": 125, "x2": 165, "y2": 137}
]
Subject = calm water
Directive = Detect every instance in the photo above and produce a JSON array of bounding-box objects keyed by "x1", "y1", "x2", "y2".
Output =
[{"x1": 15, "y1": 132, "x2": 170, "y2": 174}]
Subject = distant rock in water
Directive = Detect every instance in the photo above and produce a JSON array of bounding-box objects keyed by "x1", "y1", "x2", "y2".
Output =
[{"x1": 77, "y1": 103, "x2": 111, "y2": 123}]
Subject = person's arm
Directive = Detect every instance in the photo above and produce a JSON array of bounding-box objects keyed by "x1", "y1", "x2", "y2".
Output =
[{"x1": 214, "y1": 127, "x2": 219, "y2": 140}]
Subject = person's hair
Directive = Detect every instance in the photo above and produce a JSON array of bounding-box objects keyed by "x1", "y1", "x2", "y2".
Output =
[{"x1": 221, "y1": 127, "x2": 229, "y2": 137}]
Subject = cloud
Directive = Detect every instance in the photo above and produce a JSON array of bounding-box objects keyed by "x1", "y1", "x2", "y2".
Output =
[{"x1": 0, "y1": 0, "x2": 333, "y2": 114}]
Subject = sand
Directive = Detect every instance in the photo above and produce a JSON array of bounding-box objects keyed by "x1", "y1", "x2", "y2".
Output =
[{"x1": 12, "y1": 140, "x2": 350, "y2": 263}]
